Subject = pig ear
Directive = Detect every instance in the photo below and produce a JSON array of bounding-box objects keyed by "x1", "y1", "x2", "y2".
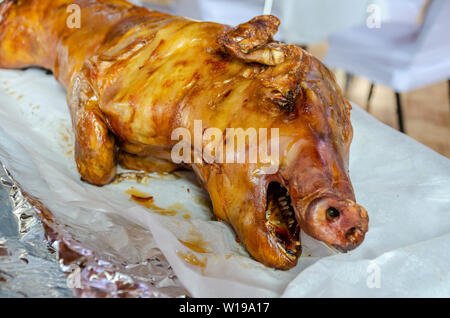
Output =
[{"x1": 217, "y1": 15, "x2": 287, "y2": 66}]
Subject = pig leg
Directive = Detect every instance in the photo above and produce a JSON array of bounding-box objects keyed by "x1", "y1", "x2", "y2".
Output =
[{"x1": 68, "y1": 72, "x2": 117, "y2": 186}]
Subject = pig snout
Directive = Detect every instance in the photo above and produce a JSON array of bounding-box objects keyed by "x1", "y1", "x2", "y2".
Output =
[{"x1": 301, "y1": 196, "x2": 369, "y2": 252}]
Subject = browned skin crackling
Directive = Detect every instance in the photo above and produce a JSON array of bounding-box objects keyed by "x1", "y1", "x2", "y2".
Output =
[{"x1": 0, "y1": 0, "x2": 369, "y2": 270}]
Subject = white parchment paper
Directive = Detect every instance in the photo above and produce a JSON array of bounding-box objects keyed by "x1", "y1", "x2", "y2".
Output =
[{"x1": 0, "y1": 68, "x2": 449, "y2": 297}]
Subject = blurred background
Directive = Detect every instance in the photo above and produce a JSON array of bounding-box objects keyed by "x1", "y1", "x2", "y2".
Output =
[{"x1": 132, "y1": 0, "x2": 450, "y2": 158}]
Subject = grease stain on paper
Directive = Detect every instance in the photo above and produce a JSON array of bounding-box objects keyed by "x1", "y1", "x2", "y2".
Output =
[
  {"x1": 125, "y1": 187, "x2": 190, "y2": 217},
  {"x1": 58, "y1": 124, "x2": 74, "y2": 156},
  {"x1": 178, "y1": 227, "x2": 211, "y2": 254},
  {"x1": 176, "y1": 251, "x2": 207, "y2": 272},
  {"x1": 192, "y1": 195, "x2": 211, "y2": 209}
]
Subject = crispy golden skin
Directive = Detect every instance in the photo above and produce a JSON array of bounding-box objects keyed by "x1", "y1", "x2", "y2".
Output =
[{"x1": 0, "y1": 0, "x2": 368, "y2": 269}]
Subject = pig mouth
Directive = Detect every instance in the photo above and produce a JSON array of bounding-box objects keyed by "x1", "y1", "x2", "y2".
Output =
[
  {"x1": 263, "y1": 181, "x2": 368, "y2": 263},
  {"x1": 265, "y1": 182, "x2": 301, "y2": 262}
]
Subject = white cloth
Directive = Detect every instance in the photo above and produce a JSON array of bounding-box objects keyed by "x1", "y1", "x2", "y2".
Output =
[
  {"x1": 325, "y1": 0, "x2": 450, "y2": 92},
  {"x1": 0, "y1": 68, "x2": 449, "y2": 297},
  {"x1": 128, "y1": 0, "x2": 426, "y2": 44},
  {"x1": 277, "y1": 0, "x2": 372, "y2": 45},
  {"x1": 276, "y1": 0, "x2": 425, "y2": 45},
  {"x1": 133, "y1": 0, "x2": 267, "y2": 25}
]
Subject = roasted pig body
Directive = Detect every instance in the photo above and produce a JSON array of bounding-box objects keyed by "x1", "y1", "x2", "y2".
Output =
[{"x1": 0, "y1": 0, "x2": 368, "y2": 269}]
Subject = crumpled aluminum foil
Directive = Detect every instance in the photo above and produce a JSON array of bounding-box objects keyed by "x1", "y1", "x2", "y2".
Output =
[
  {"x1": 0, "y1": 164, "x2": 72, "y2": 297},
  {"x1": 0, "y1": 162, "x2": 189, "y2": 298}
]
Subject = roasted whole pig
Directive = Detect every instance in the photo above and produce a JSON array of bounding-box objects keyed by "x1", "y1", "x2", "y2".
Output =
[{"x1": 0, "y1": 0, "x2": 368, "y2": 269}]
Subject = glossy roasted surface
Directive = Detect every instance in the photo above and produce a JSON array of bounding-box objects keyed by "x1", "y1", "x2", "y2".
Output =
[{"x1": 0, "y1": 0, "x2": 368, "y2": 269}]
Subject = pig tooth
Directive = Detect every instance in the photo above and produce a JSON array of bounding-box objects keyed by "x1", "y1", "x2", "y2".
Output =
[
  {"x1": 284, "y1": 248, "x2": 297, "y2": 260},
  {"x1": 276, "y1": 242, "x2": 286, "y2": 251},
  {"x1": 278, "y1": 198, "x2": 288, "y2": 206},
  {"x1": 276, "y1": 242, "x2": 297, "y2": 261}
]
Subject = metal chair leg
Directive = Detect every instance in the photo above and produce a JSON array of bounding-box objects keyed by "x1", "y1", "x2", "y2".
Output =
[
  {"x1": 366, "y1": 83, "x2": 375, "y2": 113},
  {"x1": 448, "y1": 79, "x2": 450, "y2": 105},
  {"x1": 344, "y1": 73, "x2": 353, "y2": 97},
  {"x1": 395, "y1": 92, "x2": 405, "y2": 133}
]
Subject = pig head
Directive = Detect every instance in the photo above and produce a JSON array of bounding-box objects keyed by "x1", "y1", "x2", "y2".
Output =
[{"x1": 192, "y1": 16, "x2": 369, "y2": 269}]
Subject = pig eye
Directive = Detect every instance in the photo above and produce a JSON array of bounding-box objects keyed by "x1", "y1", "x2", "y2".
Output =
[{"x1": 326, "y1": 207, "x2": 340, "y2": 220}]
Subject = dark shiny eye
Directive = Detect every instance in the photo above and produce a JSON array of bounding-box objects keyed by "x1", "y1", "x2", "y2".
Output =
[{"x1": 326, "y1": 207, "x2": 340, "y2": 220}]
